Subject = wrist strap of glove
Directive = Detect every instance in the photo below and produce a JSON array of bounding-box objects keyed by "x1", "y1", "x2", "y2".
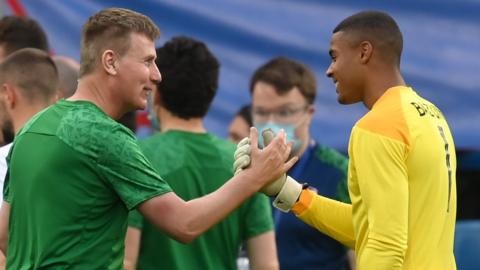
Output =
[{"x1": 272, "y1": 176, "x2": 303, "y2": 213}]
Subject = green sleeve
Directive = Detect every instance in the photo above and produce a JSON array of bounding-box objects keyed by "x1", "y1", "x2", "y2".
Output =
[
  {"x1": 128, "y1": 209, "x2": 145, "y2": 229},
  {"x1": 98, "y1": 126, "x2": 172, "y2": 210},
  {"x1": 315, "y1": 145, "x2": 351, "y2": 204},
  {"x1": 242, "y1": 193, "x2": 274, "y2": 239}
]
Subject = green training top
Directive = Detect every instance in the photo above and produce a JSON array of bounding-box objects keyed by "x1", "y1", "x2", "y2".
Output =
[
  {"x1": 4, "y1": 100, "x2": 172, "y2": 270},
  {"x1": 129, "y1": 130, "x2": 274, "y2": 270}
]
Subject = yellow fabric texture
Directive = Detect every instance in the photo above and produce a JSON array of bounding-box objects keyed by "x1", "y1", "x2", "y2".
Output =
[{"x1": 293, "y1": 86, "x2": 457, "y2": 270}]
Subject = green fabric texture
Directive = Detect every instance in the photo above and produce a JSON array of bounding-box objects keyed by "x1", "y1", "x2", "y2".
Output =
[
  {"x1": 4, "y1": 100, "x2": 171, "y2": 269},
  {"x1": 314, "y1": 145, "x2": 350, "y2": 204},
  {"x1": 129, "y1": 130, "x2": 274, "y2": 270}
]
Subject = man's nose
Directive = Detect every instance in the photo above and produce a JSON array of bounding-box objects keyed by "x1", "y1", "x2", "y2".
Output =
[
  {"x1": 151, "y1": 64, "x2": 162, "y2": 84},
  {"x1": 325, "y1": 64, "x2": 333, "y2": 78}
]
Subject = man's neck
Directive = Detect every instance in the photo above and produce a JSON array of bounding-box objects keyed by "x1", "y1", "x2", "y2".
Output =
[
  {"x1": 158, "y1": 108, "x2": 206, "y2": 133},
  {"x1": 13, "y1": 103, "x2": 51, "y2": 134},
  {"x1": 70, "y1": 74, "x2": 124, "y2": 119},
  {"x1": 363, "y1": 68, "x2": 405, "y2": 110}
]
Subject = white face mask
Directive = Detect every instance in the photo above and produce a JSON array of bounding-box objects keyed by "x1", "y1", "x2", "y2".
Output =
[{"x1": 254, "y1": 113, "x2": 309, "y2": 151}]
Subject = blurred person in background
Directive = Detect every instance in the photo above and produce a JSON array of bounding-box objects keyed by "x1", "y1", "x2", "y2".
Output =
[
  {"x1": 228, "y1": 104, "x2": 252, "y2": 143},
  {"x1": 0, "y1": 48, "x2": 58, "y2": 269},
  {"x1": 249, "y1": 57, "x2": 353, "y2": 270},
  {"x1": 52, "y1": 55, "x2": 80, "y2": 99},
  {"x1": 125, "y1": 36, "x2": 278, "y2": 270},
  {"x1": 0, "y1": 15, "x2": 49, "y2": 146}
]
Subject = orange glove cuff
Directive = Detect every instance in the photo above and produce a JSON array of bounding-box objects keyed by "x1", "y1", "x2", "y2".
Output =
[{"x1": 292, "y1": 188, "x2": 315, "y2": 215}]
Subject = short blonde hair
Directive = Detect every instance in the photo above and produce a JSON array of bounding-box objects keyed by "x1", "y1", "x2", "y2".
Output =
[{"x1": 79, "y1": 8, "x2": 160, "y2": 76}]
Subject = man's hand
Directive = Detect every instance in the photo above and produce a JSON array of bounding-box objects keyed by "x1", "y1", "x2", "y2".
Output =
[
  {"x1": 239, "y1": 128, "x2": 297, "y2": 191},
  {"x1": 233, "y1": 128, "x2": 303, "y2": 212},
  {"x1": 257, "y1": 129, "x2": 288, "y2": 196}
]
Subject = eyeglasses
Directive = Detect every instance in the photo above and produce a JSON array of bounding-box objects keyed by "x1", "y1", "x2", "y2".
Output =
[{"x1": 252, "y1": 105, "x2": 309, "y2": 123}]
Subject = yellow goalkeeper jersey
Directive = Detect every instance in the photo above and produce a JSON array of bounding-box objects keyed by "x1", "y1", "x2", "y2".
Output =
[{"x1": 292, "y1": 86, "x2": 457, "y2": 270}]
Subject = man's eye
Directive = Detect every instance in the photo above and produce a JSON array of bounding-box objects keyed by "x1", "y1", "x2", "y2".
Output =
[
  {"x1": 278, "y1": 109, "x2": 293, "y2": 117},
  {"x1": 256, "y1": 111, "x2": 268, "y2": 117}
]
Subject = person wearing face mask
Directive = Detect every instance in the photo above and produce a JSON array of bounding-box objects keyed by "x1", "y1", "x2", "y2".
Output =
[
  {"x1": 124, "y1": 37, "x2": 280, "y2": 270},
  {"x1": 249, "y1": 57, "x2": 353, "y2": 270}
]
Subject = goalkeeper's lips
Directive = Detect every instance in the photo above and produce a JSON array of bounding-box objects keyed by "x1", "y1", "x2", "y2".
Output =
[{"x1": 332, "y1": 79, "x2": 339, "y2": 93}]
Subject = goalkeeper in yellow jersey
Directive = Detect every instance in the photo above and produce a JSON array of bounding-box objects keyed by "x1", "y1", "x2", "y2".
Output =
[{"x1": 234, "y1": 10, "x2": 457, "y2": 270}]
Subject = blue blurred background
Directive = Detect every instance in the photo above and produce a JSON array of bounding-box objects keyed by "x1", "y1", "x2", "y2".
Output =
[
  {"x1": 2, "y1": 0, "x2": 479, "y2": 151},
  {"x1": 1, "y1": 1, "x2": 480, "y2": 268}
]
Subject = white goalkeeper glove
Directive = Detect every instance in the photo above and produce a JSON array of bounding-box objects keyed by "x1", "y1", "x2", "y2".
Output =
[{"x1": 233, "y1": 128, "x2": 303, "y2": 212}]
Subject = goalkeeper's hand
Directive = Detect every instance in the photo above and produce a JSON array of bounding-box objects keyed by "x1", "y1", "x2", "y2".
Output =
[{"x1": 233, "y1": 128, "x2": 303, "y2": 212}]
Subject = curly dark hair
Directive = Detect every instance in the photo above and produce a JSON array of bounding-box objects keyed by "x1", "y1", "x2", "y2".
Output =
[{"x1": 155, "y1": 36, "x2": 220, "y2": 119}]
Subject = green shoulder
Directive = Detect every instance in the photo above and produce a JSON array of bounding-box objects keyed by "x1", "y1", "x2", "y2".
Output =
[
  {"x1": 314, "y1": 145, "x2": 348, "y2": 174},
  {"x1": 315, "y1": 145, "x2": 351, "y2": 203}
]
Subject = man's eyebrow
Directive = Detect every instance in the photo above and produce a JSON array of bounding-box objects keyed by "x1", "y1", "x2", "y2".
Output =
[
  {"x1": 144, "y1": 54, "x2": 155, "y2": 61},
  {"x1": 328, "y1": 49, "x2": 335, "y2": 57}
]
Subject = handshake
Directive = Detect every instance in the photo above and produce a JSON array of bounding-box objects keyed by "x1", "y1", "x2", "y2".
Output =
[{"x1": 234, "y1": 129, "x2": 304, "y2": 212}]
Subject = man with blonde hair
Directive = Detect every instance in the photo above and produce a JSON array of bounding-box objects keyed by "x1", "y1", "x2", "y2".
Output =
[{"x1": 0, "y1": 8, "x2": 295, "y2": 269}]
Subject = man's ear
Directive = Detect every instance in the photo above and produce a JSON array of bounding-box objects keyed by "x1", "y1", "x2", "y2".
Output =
[
  {"x1": 101, "y1": 50, "x2": 118, "y2": 75},
  {"x1": 359, "y1": 40, "x2": 373, "y2": 64},
  {"x1": 306, "y1": 104, "x2": 315, "y2": 125},
  {"x1": 2, "y1": 83, "x2": 17, "y2": 109}
]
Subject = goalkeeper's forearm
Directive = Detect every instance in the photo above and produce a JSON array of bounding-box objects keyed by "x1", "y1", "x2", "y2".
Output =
[
  {"x1": 269, "y1": 175, "x2": 356, "y2": 248},
  {"x1": 292, "y1": 189, "x2": 356, "y2": 248}
]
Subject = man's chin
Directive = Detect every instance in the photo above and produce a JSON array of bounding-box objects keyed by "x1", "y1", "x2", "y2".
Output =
[
  {"x1": 337, "y1": 94, "x2": 348, "y2": 105},
  {"x1": 337, "y1": 95, "x2": 360, "y2": 105},
  {"x1": 135, "y1": 99, "x2": 148, "y2": 111}
]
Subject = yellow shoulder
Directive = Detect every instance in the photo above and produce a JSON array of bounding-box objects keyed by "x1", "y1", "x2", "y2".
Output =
[{"x1": 356, "y1": 87, "x2": 411, "y2": 146}]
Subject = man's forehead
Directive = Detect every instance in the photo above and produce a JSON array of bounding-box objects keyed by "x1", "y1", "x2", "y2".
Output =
[
  {"x1": 330, "y1": 30, "x2": 360, "y2": 50},
  {"x1": 331, "y1": 31, "x2": 348, "y2": 44},
  {"x1": 253, "y1": 92, "x2": 305, "y2": 109},
  {"x1": 125, "y1": 34, "x2": 156, "y2": 56}
]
